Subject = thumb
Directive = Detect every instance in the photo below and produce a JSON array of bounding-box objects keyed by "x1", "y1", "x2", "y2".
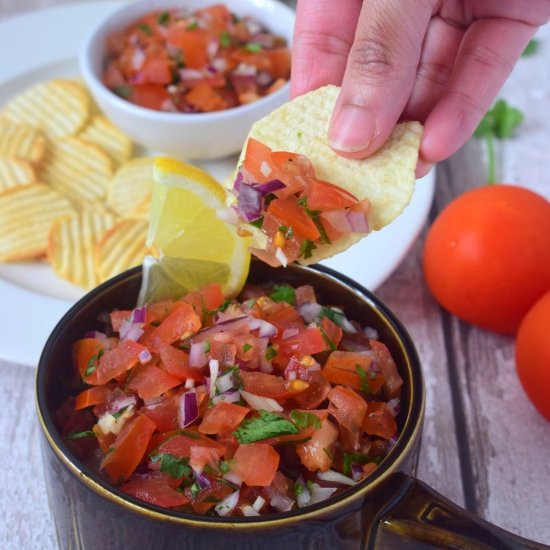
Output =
[{"x1": 328, "y1": 0, "x2": 433, "y2": 159}]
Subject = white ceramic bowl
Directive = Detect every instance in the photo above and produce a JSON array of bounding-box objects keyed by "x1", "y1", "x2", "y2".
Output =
[{"x1": 79, "y1": 0, "x2": 294, "y2": 160}]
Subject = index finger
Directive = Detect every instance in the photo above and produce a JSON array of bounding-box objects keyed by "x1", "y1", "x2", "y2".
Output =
[{"x1": 291, "y1": 0, "x2": 363, "y2": 98}]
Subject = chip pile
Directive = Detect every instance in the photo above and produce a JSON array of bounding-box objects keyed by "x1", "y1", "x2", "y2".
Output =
[{"x1": 0, "y1": 78, "x2": 155, "y2": 289}]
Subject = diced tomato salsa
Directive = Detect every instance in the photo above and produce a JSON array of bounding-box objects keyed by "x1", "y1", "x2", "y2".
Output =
[
  {"x1": 58, "y1": 282, "x2": 402, "y2": 516},
  {"x1": 102, "y1": 5, "x2": 290, "y2": 113},
  {"x1": 229, "y1": 138, "x2": 371, "y2": 267}
]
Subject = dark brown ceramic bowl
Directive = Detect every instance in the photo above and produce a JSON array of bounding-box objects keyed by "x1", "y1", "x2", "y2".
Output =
[{"x1": 36, "y1": 261, "x2": 545, "y2": 549}]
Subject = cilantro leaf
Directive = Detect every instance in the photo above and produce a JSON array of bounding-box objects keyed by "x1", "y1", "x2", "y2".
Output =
[
  {"x1": 157, "y1": 11, "x2": 170, "y2": 26},
  {"x1": 299, "y1": 240, "x2": 317, "y2": 259},
  {"x1": 474, "y1": 99, "x2": 524, "y2": 183},
  {"x1": 522, "y1": 39, "x2": 539, "y2": 57},
  {"x1": 138, "y1": 23, "x2": 153, "y2": 35},
  {"x1": 245, "y1": 42, "x2": 262, "y2": 52},
  {"x1": 84, "y1": 348, "x2": 104, "y2": 379},
  {"x1": 67, "y1": 430, "x2": 95, "y2": 440},
  {"x1": 290, "y1": 410, "x2": 321, "y2": 430},
  {"x1": 234, "y1": 410, "x2": 299, "y2": 444},
  {"x1": 219, "y1": 31, "x2": 231, "y2": 48},
  {"x1": 150, "y1": 453, "x2": 191, "y2": 478},
  {"x1": 355, "y1": 365, "x2": 372, "y2": 395},
  {"x1": 270, "y1": 284, "x2": 296, "y2": 305}
]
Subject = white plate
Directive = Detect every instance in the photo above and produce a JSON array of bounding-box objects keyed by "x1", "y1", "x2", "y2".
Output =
[{"x1": 0, "y1": 1, "x2": 435, "y2": 367}]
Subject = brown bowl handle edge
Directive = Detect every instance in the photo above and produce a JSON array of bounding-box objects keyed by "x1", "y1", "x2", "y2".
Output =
[{"x1": 367, "y1": 473, "x2": 548, "y2": 550}]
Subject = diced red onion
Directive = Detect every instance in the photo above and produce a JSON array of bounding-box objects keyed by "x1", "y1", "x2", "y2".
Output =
[
  {"x1": 256, "y1": 70, "x2": 273, "y2": 87},
  {"x1": 386, "y1": 398, "x2": 401, "y2": 417},
  {"x1": 215, "y1": 490, "x2": 240, "y2": 517},
  {"x1": 252, "y1": 496, "x2": 265, "y2": 512},
  {"x1": 247, "y1": 317, "x2": 278, "y2": 338},
  {"x1": 346, "y1": 210, "x2": 369, "y2": 233},
  {"x1": 189, "y1": 341, "x2": 209, "y2": 367},
  {"x1": 308, "y1": 483, "x2": 337, "y2": 505},
  {"x1": 195, "y1": 472, "x2": 211, "y2": 490},
  {"x1": 317, "y1": 469, "x2": 356, "y2": 486},
  {"x1": 241, "y1": 505, "x2": 260, "y2": 517},
  {"x1": 387, "y1": 435, "x2": 399, "y2": 452},
  {"x1": 363, "y1": 326, "x2": 379, "y2": 339},
  {"x1": 237, "y1": 183, "x2": 263, "y2": 221},
  {"x1": 286, "y1": 370, "x2": 297, "y2": 381},
  {"x1": 84, "y1": 330, "x2": 107, "y2": 341},
  {"x1": 120, "y1": 323, "x2": 144, "y2": 342},
  {"x1": 206, "y1": 38, "x2": 219, "y2": 59},
  {"x1": 212, "y1": 390, "x2": 241, "y2": 405},
  {"x1": 138, "y1": 349, "x2": 152, "y2": 364},
  {"x1": 254, "y1": 179, "x2": 286, "y2": 195},
  {"x1": 240, "y1": 390, "x2": 283, "y2": 412},
  {"x1": 184, "y1": 378, "x2": 196, "y2": 389},
  {"x1": 282, "y1": 327, "x2": 300, "y2": 340},
  {"x1": 178, "y1": 67, "x2": 204, "y2": 81},
  {"x1": 270, "y1": 493, "x2": 294, "y2": 512},
  {"x1": 178, "y1": 389, "x2": 199, "y2": 428},
  {"x1": 109, "y1": 395, "x2": 136, "y2": 417},
  {"x1": 245, "y1": 19, "x2": 262, "y2": 35},
  {"x1": 233, "y1": 170, "x2": 244, "y2": 191},
  {"x1": 208, "y1": 359, "x2": 219, "y2": 397},
  {"x1": 216, "y1": 371, "x2": 234, "y2": 393},
  {"x1": 351, "y1": 464, "x2": 365, "y2": 481},
  {"x1": 130, "y1": 47, "x2": 145, "y2": 70},
  {"x1": 234, "y1": 62, "x2": 257, "y2": 77},
  {"x1": 295, "y1": 478, "x2": 311, "y2": 508},
  {"x1": 223, "y1": 471, "x2": 242, "y2": 486},
  {"x1": 275, "y1": 247, "x2": 288, "y2": 267},
  {"x1": 211, "y1": 57, "x2": 227, "y2": 72},
  {"x1": 298, "y1": 302, "x2": 322, "y2": 323},
  {"x1": 132, "y1": 306, "x2": 146, "y2": 324},
  {"x1": 320, "y1": 210, "x2": 353, "y2": 233}
]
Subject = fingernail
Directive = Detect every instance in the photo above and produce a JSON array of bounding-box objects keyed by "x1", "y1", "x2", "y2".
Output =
[{"x1": 328, "y1": 104, "x2": 375, "y2": 153}]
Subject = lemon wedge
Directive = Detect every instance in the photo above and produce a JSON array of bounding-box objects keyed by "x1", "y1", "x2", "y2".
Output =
[{"x1": 139, "y1": 157, "x2": 250, "y2": 304}]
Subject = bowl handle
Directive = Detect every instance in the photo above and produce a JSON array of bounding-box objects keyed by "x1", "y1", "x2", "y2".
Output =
[{"x1": 369, "y1": 473, "x2": 548, "y2": 549}]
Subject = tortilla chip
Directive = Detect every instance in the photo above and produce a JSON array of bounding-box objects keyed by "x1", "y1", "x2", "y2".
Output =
[
  {"x1": 0, "y1": 120, "x2": 46, "y2": 164},
  {"x1": 0, "y1": 157, "x2": 36, "y2": 192},
  {"x1": 0, "y1": 184, "x2": 76, "y2": 261},
  {"x1": 39, "y1": 137, "x2": 113, "y2": 206},
  {"x1": 48, "y1": 211, "x2": 117, "y2": 289},
  {"x1": 238, "y1": 85, "x2": 422, "y2": 264},
  {"x1": 79, "y1": 115, "x2": 133, "y2": 166},
  {"x1": 106, "y1": 156, "x2": 154, "y2": 217},
  {"x1": 0, "y1": 79, "x2": 90, "y2": 138},
  {"x1": 95, "y1": 218, "x2": 151, "y2": 283}
]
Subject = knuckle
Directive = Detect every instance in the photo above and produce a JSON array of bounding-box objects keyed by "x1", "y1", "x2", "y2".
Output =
[
  {"x1": 461, "y1": 43, "x2": 514, "y2": 75},
  {"x1": 349, "y1": 36, "x2": 395, "y2": 81},
  {"x1": 297, "y1": 30, "x2": 353, "y2": 60},
  {"x1": 416, "y1": 60, "x2": 453, "y2": 88}
]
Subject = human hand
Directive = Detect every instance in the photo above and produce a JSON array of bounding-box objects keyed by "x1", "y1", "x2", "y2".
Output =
[{"x1": 291, "y1": 0, "x2": 550, "y2": 176}]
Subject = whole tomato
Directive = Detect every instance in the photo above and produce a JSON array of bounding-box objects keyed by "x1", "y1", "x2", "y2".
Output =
[
  {"x1": 423, "y1": 185, "x2": 550, "y2": 334},
  {"x1": 515, "y1": 290, "x2": 550, "y2": 421}
]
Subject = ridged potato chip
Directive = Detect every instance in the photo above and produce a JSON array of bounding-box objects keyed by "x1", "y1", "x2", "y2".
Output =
[
  {"x1": 79, "y1": 115, "x2": 133, "y2": 166},
  {"x1": 95, "y1": 218, "x2": 151, "y2": 282},
  {"x1": 0, "y1": 120, "x2": 46, "y2": 164},
  {"x1": 0, "y1": 79, "x2": 90, "y2": 138},
  {"x1": 0, "y1": 157, "x2": 36, "y2": 192},
  {"x1": 106, "y1": 156, "x2": 154, "y2": 217},
  {"x1": 48, "y1": 211, "x2": 117, "y2": 289},
  {"x1": 0, "y1": 184, "x2": 75, "y2": 261},
  {"x1": 238, "y1": 85, "x2": 422, "y2": 264},
  {"x1": 40, "y1": 137, "x2": 113, "y2": 206}
]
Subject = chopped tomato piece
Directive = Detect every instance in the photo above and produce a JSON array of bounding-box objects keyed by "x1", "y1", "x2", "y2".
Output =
[
  {"x1": 189, "y1": 446, "x2": 223, "y2": 473},
  {"x1": 102, "y1": 414, "x2": 156, "y2": 482},
  {"x1": 185, "y1": 83, "x2": 227, "y2": 112},
  {"x1": 240, "y1": 370, "x2": 306, "y2": 401},
  {"x1": 232, "y1": 443, "x2": 280, "y2": 486},
  {"x1": 142, "y1": 301, "x2": 201, "y2": 351},
  {"x1": 141, "y1": 392, "x2": 181, "y2": 433},
  {"x1": 157, "y1": 432, "x2": 226, "y2": 459},
  {"x1": 267, "y1": 197, "x2": 321, "y2": 241},
  {"x1": 158, "y1": 342, "x2": 204, "y2": 382},
  {"x1": 198, "y1": 402, "x2": 250, "y2": 434},
  {"x1": 74, "y1": 385, "x2": 112, "y2": 410},
  {"x1": 73, "y1": 338, "x2": 104, "y2": 379},
  {"x1": 184, "y1": 283, "x2": 225, "y2": 316},
  {"x1": 295, "y1": 418, "x2": 338, "y2": 472},
  {"x1": 328, "y1": 385, "x2": 368, "y2": 434},
  {"x1": 369, "y1": 340, "x2": 403, "y2": 398},
  {"x1": 166, "y1": 26, "x2": 209, "y2": 69},
  {"x1": 86, "y1": 340, "x2": 149, "y2": 386},
  {"x1": 320, "y1": 317, "x2": 343, "y2": 349},
  {"x1": 362, "y1": 402, "x2": 398, "y2": 439},
  {"x1": 130, "y1": 84, "x2": 171, "y2": 110},
  {"x1": 122, "y1": 478, "x2": 190, "y2": 508},
  {"x1": 323, "y1": 351, "x2": 385, "y2": 394},
  {"x1": 126, "y1": 363, "x2": 182, "y2": 400},
  {"x1": 304, "y1": 178, "x2": 358, "y2": 211},
  {"x1": 242, "y1": 137, "x2": 273, "y2": 184},
  {"x1": 265, "y1": 48, "x2": 291, "y2": 79}
]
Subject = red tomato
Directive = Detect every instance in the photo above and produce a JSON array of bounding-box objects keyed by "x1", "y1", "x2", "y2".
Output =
[
  {"x1": 232, "y1": 443, "x2": 280, "y2": 486},
  {"x1": 126, "y1": 363, "x2": 182, "y2": 400},
  {"x1": 423, "y1": 185, "x2": 550, "y2": 334},
  {"x1": 102, "y1": 414, "x2": 156, "y2": 482},
  {"x1": 515, "y1": 290, "x2": 550, "y2": 421},
  {"x1": 122, "y1": 478, "x2": 189, "y2": 508},
  {"x1": 267, "y1": 197, "x2": 321, "y2": 241},
  {"x1": 198, "y1": 402, "x2": 250, "y2": 434},
  {"x1": 304, "y1": 178, "x2": 358, "y2": 211},
  {"x1": 362, "y1": 402, "x2": 398, "y2": 439},
  {"x1": 323, "y1": 351, "x2": 385, "y2": 394}
]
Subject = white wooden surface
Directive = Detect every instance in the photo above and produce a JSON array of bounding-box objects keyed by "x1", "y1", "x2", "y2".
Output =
[{"x1": 0, "y1": 1, "x2": 549, "y2": 548}]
